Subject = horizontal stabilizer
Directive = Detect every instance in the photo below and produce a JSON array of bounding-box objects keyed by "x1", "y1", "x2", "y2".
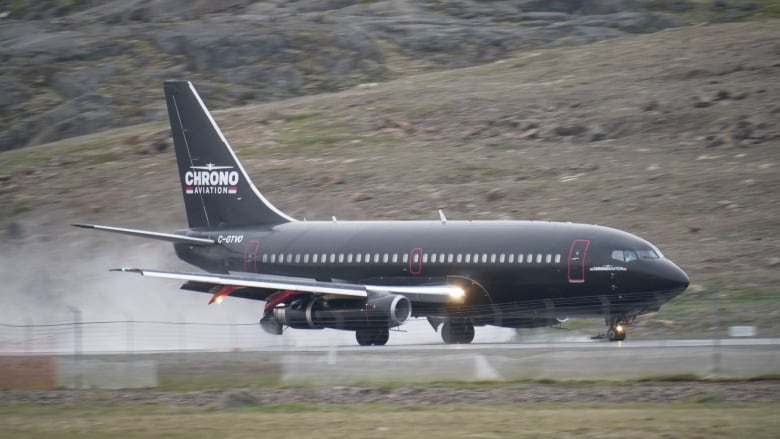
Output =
[{"x1": 73, "y1": 224, "x2": 214, "y2": 245}]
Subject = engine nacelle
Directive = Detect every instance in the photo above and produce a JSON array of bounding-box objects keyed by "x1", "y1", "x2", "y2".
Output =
[{"x1": 260, "y1": 294, "x2": 411, "y2": 334}]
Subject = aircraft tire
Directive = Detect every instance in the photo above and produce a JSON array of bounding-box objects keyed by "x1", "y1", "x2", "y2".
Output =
[
  {"x1": 606, "y1": 326, "x2": 627, "y2": 342},
  {"x1": 441, "y1": 320, "x2": 475, "y2": 344},
  {"x1": 356, "y1": 328, "x2": 389, "y2": 346}
]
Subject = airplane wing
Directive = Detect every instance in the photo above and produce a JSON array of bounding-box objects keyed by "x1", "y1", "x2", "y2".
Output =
[{"x1": 113, "y1": 268, "x2": 464, "y2": 304}]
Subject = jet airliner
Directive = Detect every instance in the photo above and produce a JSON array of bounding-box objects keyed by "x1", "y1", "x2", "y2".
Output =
[{"x1": 75, "y1": 81, "x2": 689, "y2": 345}]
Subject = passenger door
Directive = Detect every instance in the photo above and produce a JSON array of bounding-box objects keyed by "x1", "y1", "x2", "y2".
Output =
[{"x1": 567, "y1": 239, "x2": 590, "y2": 283}]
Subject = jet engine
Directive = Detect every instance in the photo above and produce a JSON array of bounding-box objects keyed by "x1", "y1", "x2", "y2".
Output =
[{"x1": 259, "y1": 294, "x2": 411, "y2": 334}]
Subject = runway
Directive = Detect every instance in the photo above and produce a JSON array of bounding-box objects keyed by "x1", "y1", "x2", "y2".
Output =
[
  {"x1": 257, "y1": 338, "x2": 780, "y2": 384},
  {"x1": 254, "y1": 337, "x2": 780, "y2": 352},
  {"x1": 10, "y1": 338, "x2": 778, "y2": 389}
]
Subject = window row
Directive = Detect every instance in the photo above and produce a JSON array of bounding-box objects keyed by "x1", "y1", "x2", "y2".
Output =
[{"x1": 258, "y1": 252, "x2": 563, "y2": 265}]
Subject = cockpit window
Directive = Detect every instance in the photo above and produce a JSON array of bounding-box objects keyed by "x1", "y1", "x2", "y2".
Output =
[
  {"x1": 612, "y1": 249, "x2": 660, "y2": 262},
  {"x1": 637, "y1": 249, "x2": 660, "y2": 260}
]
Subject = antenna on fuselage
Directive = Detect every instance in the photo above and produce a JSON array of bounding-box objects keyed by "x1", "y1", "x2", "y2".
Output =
[{"x1": 438, "y1": 209, "x2": 447, "y2": 224}]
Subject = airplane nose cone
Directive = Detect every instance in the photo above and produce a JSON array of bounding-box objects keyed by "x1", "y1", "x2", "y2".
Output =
[{"x1": 662, "y1": 261, "x2": 689, "y2": 293}]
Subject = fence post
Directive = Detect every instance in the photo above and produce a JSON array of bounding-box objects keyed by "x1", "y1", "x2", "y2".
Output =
[
  {"x1": 712, "y1": 293, "x2": 721, "y2": 377},
  {"x1": 178, "y1": 315, "x2": 186, "y2": 352},
  {"x1": 68, "y1": 306, "x2": 83, "y2": 388},
  {"x1": 25, "y1": 319, "x2": 33, "y2": 354},
  {"x1": 125, "y1": 314, "x2": 134, "y2": 354}
]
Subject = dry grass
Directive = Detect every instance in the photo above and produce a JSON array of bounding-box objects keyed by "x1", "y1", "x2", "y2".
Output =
[{"x1": 1, "y1": 403, "x2": 778, "y2": 438}]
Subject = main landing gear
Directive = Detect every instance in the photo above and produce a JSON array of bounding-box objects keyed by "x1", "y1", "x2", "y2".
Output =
[
  {"x1": 441, "y1": 319, "x2": 475, "y2": 344},
  {"x1": 356, "y1": 327, "x2": 390, "y2": 346}
]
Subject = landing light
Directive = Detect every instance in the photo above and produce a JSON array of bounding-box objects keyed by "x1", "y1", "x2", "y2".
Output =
[
  {"x1": 615, "y1": 324, "x2": 624, "y2": 333},
  {"x1": 215, "y1": 296, "x2": 224, "y2": 304},
  {"x1": 449, "y1": 286, "x2": 466, "y2": 302}
]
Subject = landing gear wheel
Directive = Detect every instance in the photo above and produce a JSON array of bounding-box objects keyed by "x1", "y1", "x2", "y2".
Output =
[
  {"x1": 356, "y1": 328, "x2": 389, "y2": 346},
  {"x1": 441, "y1": 320, "x2": 475, "y2": 344},
  {"x1": 606, "y1": 325, "x2": 626, "y2": 342}
]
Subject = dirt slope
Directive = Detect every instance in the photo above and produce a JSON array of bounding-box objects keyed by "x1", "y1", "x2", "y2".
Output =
[{"x1": 1, "y1": 20, "x2": 778, "y2": 308}]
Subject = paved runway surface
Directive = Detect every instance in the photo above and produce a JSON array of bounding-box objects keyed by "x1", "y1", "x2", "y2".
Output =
[{"x1": 273, "y1": 338, "x2": 780, "y2": 383}]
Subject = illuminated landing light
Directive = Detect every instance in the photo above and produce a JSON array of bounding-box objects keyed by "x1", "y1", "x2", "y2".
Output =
[
  {"x1": 215, "y1": 296, "x2": 224, "y2": 304},
  {"x1": 615, "y1": 324, "x2": 625, "y2": 334},
  {"x1": 449, "y1": 286, "x2": 466, "y2": 303}
]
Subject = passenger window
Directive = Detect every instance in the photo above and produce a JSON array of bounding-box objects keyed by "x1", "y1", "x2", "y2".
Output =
[
  {"x1": 295, "y1": 254, "x2": 301, "y2": 263},
  {"x1": 330, "y1": 253, "x2": 336, "y2": 263},
  {"x1": 422, "y1": 253, "x2": 428, "y2": 263},
  {"x1": 527, "y1": 253, "x2": 533, "y2": 263},
  {"x1": 455, "y1": 253, "x2": 461, "y2": 263},
  {"x1": 321, "y1": 253, "x2": 327, "y2": 263},
  {"x1": 383, "y1": 253, "x2": 389, "y2": 263},
  {"x1": 337, "y1": 254, "x2": 343, "y2": 263},
  {"x1": 465, "y1": 254, "x2": 471, "y2": 263},
  {"x1": 412, "y1": 253, "x2": 419, "y2": 263},
  {"x1": 499, "y1": 254, "x2": 505, "y2": 263},
  {"x1": 262, "y1": 254, "x2": 268, "y2": 263},
  {"x1": 374, "y1": 253, "x2": 380, "y2": 263},
  {"x1": 555, "y1": 254, "x2": 561, "y2": 263},
  {"x1": 545, "y1": 254, "x2": 551, "y2": 263},
  {"x1": 439, "y1": 253, "x2": 445, "y2": 262},
  {"x1": 312, "y1": 254, "x2": 318, "y2": 263},
  {"x1": 536, "y1": 254, "x2": 542, "y2": 263},
  {"x1": 392, "y1": 254, "x2": 398, "y2": 263},
  {"x1": 508, "y1": 254, "x2": 515, "y2": 263},
  {"x1": 270, "y1": 254, "x2": 276, "y2": 263},
  {"x1": 518, "y1": 254, "x2": 523, "y2": 263},
  {"x1": 403, "y1": 253, "x2": 409, "y2": 263},
  {"x1": 431, "y1": 253, "x2": 437, "y2": 263},
  {"x1": 347, "y1": 254, "x2": 353, "y2": 263},
  {"x1": 474, "y1": 253, "x2": 479, "y2": 263},
  {"x1": 303, "y1": 254, "x2": 309, "y2": 263},
  {"x1": 449, "y1": 253, "x2": 455, "y2": 263},
  {"x1": 356, "y1": 253, "x2": 362, "y2": 263},
  {"x1": 365, "y1": 253, "x2": 371, "y2": 263}
]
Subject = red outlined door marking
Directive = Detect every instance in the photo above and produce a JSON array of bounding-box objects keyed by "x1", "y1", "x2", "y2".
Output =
[
  {"x1": 243, "y1": 240, "x2": 260, "y2": 273},
  {"x1": 409, "y1": 247, "x2": 423, "y2": 275},
  {"x1": 567, "y1": 239, "x2": 590, "y2": 283}
]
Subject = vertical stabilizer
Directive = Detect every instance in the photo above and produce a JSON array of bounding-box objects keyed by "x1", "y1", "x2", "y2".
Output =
[{"x1": 163, "y1": 81, "x2": 294, "y2": 229}]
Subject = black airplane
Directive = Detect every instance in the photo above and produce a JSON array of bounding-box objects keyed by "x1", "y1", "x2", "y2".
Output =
[{"x1": 75, "y1": 80, "x2": 689, "y2": 345}]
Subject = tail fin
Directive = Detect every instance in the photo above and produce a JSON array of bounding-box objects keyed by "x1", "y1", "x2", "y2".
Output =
[{"x1": 163, "y1": 80, "x2": 294, "y2": 229}]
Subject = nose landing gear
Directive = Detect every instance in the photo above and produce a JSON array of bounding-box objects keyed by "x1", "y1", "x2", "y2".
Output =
[{"x1": 606, "y1": 323, "x2": 626, "y2": 341}]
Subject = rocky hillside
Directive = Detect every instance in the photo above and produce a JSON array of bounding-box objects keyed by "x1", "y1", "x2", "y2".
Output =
[
  {"x1": 1, "y1": 17, "x2": 778, "y2": 297},
  {"x1": 7, "y1": 0, "x2": 772, "y2": 151}
]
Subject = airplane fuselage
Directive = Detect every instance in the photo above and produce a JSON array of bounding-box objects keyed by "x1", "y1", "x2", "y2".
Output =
[
  {"x1": 176, "y1": 220, "x2": 688, "y2": 329},
  {"x1": 79, "y1": 81, "x2": 689, "y2": 345}
]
